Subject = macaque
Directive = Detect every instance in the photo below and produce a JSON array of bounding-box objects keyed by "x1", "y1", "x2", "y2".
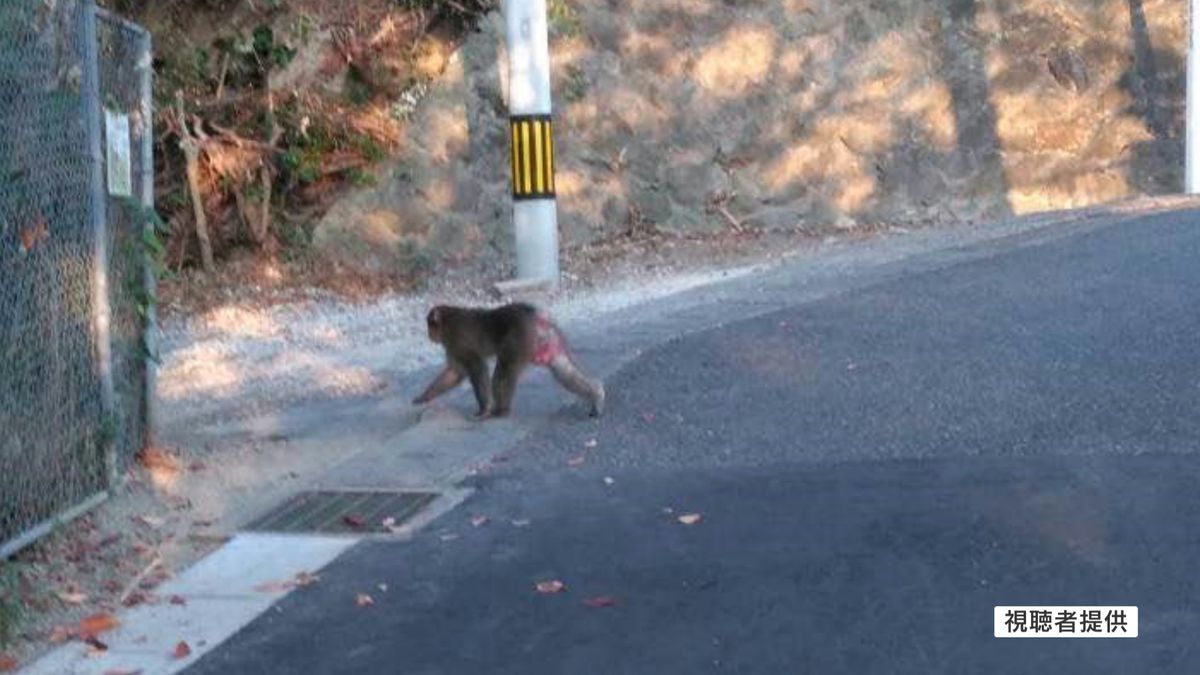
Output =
[{"x1": 413, "y1": 303, "x2": 605, "y2": 418}]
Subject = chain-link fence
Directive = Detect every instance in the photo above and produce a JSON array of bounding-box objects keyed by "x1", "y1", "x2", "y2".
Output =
[{"x1": 0, "y1": 0, "x2": 153, "y2": 557}]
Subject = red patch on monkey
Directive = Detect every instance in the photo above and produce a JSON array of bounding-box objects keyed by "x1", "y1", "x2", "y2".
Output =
[{"x1": 531, "y1": 314, "x2": 564, "y2": 366}]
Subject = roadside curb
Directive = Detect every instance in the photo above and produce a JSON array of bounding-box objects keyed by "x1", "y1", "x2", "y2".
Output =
[{"x1": 22, "y1": 534, "x2": 355, "y2": 675}]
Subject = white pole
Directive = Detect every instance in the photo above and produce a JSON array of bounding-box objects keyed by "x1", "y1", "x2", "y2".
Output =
[
  {"x1": 504, "y1": 0, "x2": 559, "y2": 283},
  {"x1": 1189, "y1": 0, "x2": 1200, "y2": 193}
]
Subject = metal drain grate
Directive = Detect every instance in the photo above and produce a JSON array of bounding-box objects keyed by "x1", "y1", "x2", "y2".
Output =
[{"x1": 244, "y1": 490, "x2": 438, "y2": 535}]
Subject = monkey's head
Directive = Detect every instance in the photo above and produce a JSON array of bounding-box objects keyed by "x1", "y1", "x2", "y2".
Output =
[{"x1": 426, "y1": 306, "x2": 446, "y2": 344}]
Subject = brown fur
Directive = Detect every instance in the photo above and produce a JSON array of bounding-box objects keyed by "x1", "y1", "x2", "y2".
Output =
[{"x1": 413, "y1": 303, "x2": 605, "y2": 418}]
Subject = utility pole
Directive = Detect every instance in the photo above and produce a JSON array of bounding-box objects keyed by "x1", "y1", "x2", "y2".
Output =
[
  {"x1": 504, "y1": 0, "x2": 559, "y2": 284},
  {"x1": 1189, "y1": 0, "x2": 1200, "y2": 193}
]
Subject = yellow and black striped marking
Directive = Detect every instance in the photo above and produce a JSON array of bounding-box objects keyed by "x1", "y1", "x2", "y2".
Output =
[{"x1": 509, "y1": 114, "x2": 556, "y2": 201}]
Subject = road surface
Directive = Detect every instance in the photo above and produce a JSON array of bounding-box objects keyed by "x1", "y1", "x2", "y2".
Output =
[{"x1": 187, "y1": 210, "x2": 1200, "y2": 674}]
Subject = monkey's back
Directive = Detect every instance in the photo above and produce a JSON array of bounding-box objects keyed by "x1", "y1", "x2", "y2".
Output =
[{"x1": 442, "y1": 302, "x2": 540, "y2": 358}]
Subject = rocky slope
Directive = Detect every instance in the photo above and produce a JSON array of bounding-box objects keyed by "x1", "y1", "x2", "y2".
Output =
[{"x1": 313, "y1": 0, "x2": 1184, "y2": 275}]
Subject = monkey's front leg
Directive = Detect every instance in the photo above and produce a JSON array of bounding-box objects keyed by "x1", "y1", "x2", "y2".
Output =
[
  {"x1": 463, "y1": 357, "x2": 493, "y2": 418},
  {"x1": 412, "y1": 365, "x2": 464, "y2": 405}
]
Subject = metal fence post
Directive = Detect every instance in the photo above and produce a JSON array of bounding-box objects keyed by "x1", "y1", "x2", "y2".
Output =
[
  {"x1": 80, "y1": 0, "x2": 118, "y2": 487},
  {"x1": 138, "y1": 28, "x2": 157, "y2": 450}
]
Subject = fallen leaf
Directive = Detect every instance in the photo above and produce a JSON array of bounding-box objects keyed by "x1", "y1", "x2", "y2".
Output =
[
  {"x1": 470, "y1": 515, "x2": 490, "y2": 528},
  {"x1": 192, "y1": 519, "x2": 215, "y2": 527},
  {"x1": 79, "y1": 612, "x2": 119, "y2": 637},
  {"x1": 103, "y1": 669, "x2": 144, "y2": 675},
  {"x1": 255, "y1": 571, "x2": 319, "y2": 593},
  {"x1": 136, "y1": 447, "x2": 181, "y2": 488},
  {"x1": 356, "y1": 593, "x2": 375, "y2": 607},
  {"x1": 0, "y1": 654, "x2": 17, "y2": 672},
  {"x1": 133, "y1": 515, "x2": 166, "y2": 529},
  {"x1": 583, "y1": 596, "x2": 617, "y2": 607},
  {"x1": 172, "y1": 641, "x2": 191, "y2": 659},
  {"x1": 18, "y1": 213, "x2": 49, "y2": 253},
  {"x1": 83, "y1": 635, "x2": 108, "y2": 654},
  {"x1": 57, "y1": 590, "x2": 88, "y2": 605},
  {"x1": 584, "y1": 439, "x2": 598, "y2": 449},
  {"x1": 567, "y1": 455, "x2": 585, "y2": 467},
  {"x1": 438, "y1": 532, "x2": 459, "y2": 542},
  {"x1": 603, "y1": 477, "x2": 615, "y2": 486},
  {"x1": 380, "y1": 517, "x2": 396, "y2": 529},
  {"x1": 169, "y1": 595, "x2": 187, "y2": 606},
  {"x1": 188, "y1": 460, "x2": 206, "y2": 472},
  {"x1": 122, "y1": 591, "x2": 148, "y2": 607},
  {"x1": 678, "y1": 513, "x2": 703, "y2": 525},
  {"x1": 535, "y1": 580, "x2": 566, "y2": 594},
  {"x1": 511, "y1": 519, "x2": 531, "y2": 527},
  {"x1": 49, "y1": 625, "x2": 74, "y2": 643},
  {"x1": 294, "y1": 571, "x2": 320, "y2": 587},
  {"x1": 254, "y1": 583, "x2": 285, "y2": 596},
  {"x1": 377, "y1": 583, "x2": 388, "y2": 592},
  {"x1": 343, "y1": 514, "x2": 366, "y2": 528},
  {"x1": 96, "y1": 533, "x2": 122, "y2": 549}
]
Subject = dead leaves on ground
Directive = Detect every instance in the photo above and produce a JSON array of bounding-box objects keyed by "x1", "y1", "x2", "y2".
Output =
[
  {"x1": 355, "y1": 593, "x2": 375, "y2": 607},
  {"x1": 135, "y1": 447, "x2": 183, "y2": 488},
  {"x1": 79, "y1": 612, "x2": 120, "y2": 638},
  {"x1": 534, "y1": 580, "x2": 566, "y2": 594},
  {"x1": 132, "y1": 515, "x2": 166, "y2": 529},
  {"x1": 583, "y1": 596, "x2": 617, "y2": 608},
  {"x1": 677, "y1": 513, "x2": 703, "y2": 526},
  {"x1": 470, "y1": 515, "x2": 490, "y2": 528},
  {"x1": 253, "y1": 571, "x2": 320, "y2": 593},
  {"x1": 534, "y1": 582, "x2": 618, "y2": 609},
  {"x1": 0, "y1": 654, "x2": 17, "y2": 672},
  {"x1": 83, "y1": 634, "x2": 109, "y2": 656},
  {"x1": 56, "y1": 589, "x2": 88, "y2": 605},
  {"x1": 173, "y1": 641, "x2": 192, "y2": 659},
  {"x1": 49, "y1": 625, "x2": 74, "y2": 643}
]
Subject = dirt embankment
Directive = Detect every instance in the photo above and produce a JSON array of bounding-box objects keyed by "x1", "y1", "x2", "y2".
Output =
[{"x1": 314, "y1": 0, "x2": 1184, "y2": 275}]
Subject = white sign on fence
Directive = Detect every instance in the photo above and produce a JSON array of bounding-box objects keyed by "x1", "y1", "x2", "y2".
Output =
[{"x1": 104, "y1": 109, "x2": 132, "y2": 197}]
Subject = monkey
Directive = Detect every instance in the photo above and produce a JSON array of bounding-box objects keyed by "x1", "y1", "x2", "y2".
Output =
[{"x1": 412, "y1": 302, "x2": 605, "y2": 418}]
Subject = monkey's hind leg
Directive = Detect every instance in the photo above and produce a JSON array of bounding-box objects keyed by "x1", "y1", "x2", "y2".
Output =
[
  {"x1": 413, "y1": 365, "x2": 464, "y2": 405},
  {"x1": 547, "y1": 353, "x2": 606, "y2": 417},
  {"x1": 463, "y1": 356, "x2": 493, "y2": 418}
]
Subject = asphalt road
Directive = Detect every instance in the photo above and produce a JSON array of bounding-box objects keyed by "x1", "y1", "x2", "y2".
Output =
[{"x1": 187, "y1": 211, "x2": 1200, "y2": 674}]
